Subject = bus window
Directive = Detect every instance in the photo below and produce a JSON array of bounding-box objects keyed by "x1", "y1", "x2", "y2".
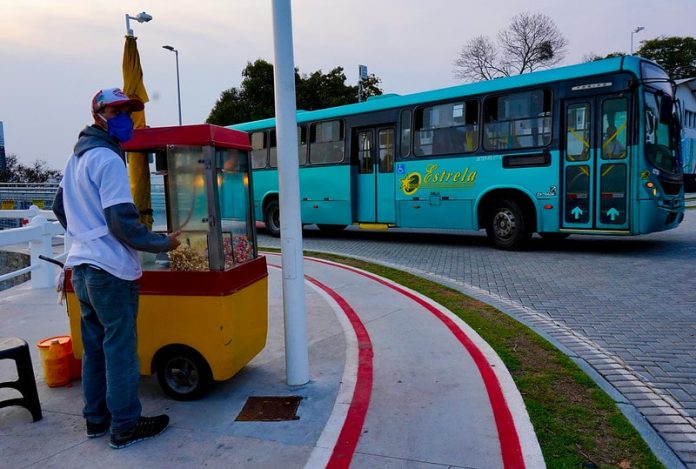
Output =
[
  {"x1": 269, "y1": 130, "x2": 278, "y2": 167},
  {"x1": 566, "y1": 103, "x2": 591, "y2": 161},
  {"x1": 270, "y1": 128, "x2": 307, "y2": 168},
  {"x1": 310, "y1": 120, "x2": 344, "y2": 164},
  {"x1": 357, "y1": 131, "x2": 373, "y2": 174},
  {"x1": 602, "y1": 98, "x2": 628, "y2": 159},
  {"x1": 414, "y1": 100, "x2": 478, "y2": 156},
  {"x1": 250, "y1": 131, "x2": 268, "y2": 169},
  {"x1": 483, "y1": 89, "x2": 552, "y2": 150},
  {"x1": 400, "y1": 109, "x2": 412, "y2": 158},
  {"x1": 298, "y1": 125, "x2": 308, "y2": 165},
  {"x1": 379, "y1": 129, "x2": 394, "y2": 173}
]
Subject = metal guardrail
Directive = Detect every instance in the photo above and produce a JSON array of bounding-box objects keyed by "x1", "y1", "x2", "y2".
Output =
[{"x1": 0, "y1": 205, "x2": 67, "y2": 289}]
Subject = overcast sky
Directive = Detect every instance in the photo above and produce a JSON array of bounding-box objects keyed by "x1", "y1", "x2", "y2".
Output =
[{"x1": 1, "y1": 0, "x2": 694, "y2": 170}]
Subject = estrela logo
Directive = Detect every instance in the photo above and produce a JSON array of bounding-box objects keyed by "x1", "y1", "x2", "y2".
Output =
[{"x1": 400, "y1": 172, "x2": 421, "y2": 195}]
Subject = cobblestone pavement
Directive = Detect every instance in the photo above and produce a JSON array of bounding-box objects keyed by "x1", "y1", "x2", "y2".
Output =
[{"x1": 258, "y1": 211, "x2": 696, "y2": 467}]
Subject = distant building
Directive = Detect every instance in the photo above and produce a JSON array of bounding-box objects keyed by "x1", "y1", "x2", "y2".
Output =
[
  {"x1": 676, "y1": 78, "x2": 696, "y2": 191},
  {"x1": 0, "y1": 121, "x2": 5, "y2": 172}
]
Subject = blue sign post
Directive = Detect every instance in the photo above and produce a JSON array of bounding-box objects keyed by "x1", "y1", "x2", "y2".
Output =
[{"x1": 358, "y1": 64, "x2": 368, "y2": 102}]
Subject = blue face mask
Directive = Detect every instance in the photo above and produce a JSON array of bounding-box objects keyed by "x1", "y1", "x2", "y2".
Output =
[{"x1": 106, "y1": 113, "x2": 134, "y2": 142}]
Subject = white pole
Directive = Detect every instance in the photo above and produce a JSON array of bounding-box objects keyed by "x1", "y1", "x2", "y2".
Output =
[
  {"x1": 174, "y1": 49, "x2": 182, "y2": 125},
  {"x1": 271, "y1": 0, "x2": 309, "y2": 386},
  {"x1": 125, "y1": 14, "x2": 133, "y2": 37},
  {"x1": 28, "y1": 215, "x2": 54, "y2": 289}
]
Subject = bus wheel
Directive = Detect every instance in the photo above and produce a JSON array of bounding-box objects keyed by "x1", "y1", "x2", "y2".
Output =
[
  {"x1": 264, "y1": 200, "x2": 281, "y2": 237},
  {"x1": 486, "y1": 199, "x2": 531, "y2": 250},
  {"x1": 156, "y1": 348, "x2": 212, "y2": 401},
  {"x1": 317, "y1": 224, "x2": 347, "y2": 233}
]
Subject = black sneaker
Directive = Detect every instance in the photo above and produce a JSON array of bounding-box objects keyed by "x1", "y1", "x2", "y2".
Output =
[
  {"x1": 109, "y1": 415, "x2": 169, "y2": 449},
  {"x1": 86, "y1": 419, "x2": 110, "y2": 438}
]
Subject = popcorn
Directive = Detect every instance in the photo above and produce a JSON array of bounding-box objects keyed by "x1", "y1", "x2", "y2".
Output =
[
  {"x1": 223, "y1": 234, "x2": 253, "y2": 269},
  {"x1": 168, "y1": 234, "x2": 253, "y2": 271},
  {"x1": 233, "y1": 235, "x2": 253, "y2": 263},
  {"x1": 168, "y1": 245, "x2": 209, "y2": 271}
]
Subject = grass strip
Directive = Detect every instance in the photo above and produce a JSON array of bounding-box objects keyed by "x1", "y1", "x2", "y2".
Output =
[{"x1": 274, "y1": 249, "x2": 665, "y2": 468}]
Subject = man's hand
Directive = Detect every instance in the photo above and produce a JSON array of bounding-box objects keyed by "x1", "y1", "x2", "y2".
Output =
[{"x1": 167, "y1": 230, "x2": 182, "y2": 251}]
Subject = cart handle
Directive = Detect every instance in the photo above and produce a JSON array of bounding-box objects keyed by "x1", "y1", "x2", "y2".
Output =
[{"x1": 38, "y1": 255, "x2": 65, "y2": 269}]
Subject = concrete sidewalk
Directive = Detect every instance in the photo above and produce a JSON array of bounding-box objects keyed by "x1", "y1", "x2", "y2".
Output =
[{"x1": 0, "y1": 253, "x2": 542, "y2": 468}]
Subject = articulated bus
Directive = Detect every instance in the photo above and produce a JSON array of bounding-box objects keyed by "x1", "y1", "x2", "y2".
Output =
[{"x1": 232, "y1": 56, "x2": 684, "y2": 249}]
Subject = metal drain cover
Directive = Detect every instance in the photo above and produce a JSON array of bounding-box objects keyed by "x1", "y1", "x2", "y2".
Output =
[{"x1": 235, "y1": 395, "x2": 302, "y2": 421}]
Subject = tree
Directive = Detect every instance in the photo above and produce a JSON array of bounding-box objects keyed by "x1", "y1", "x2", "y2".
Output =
[
  {"x1": 454, "y1": 12, "x2": 568, "y2": 82},
  {"x1": 0, "y1": 154, "x2": 61, "y2": 183},
  {"x1": 207, "y1": 60, "x2": 383, "y2": 126},
  {"x1": 636, "y1": 36, "x2": 696, "y2": 80},
  {"x1": 583, "y1": 52, "x2": 626, "y2": 62}
]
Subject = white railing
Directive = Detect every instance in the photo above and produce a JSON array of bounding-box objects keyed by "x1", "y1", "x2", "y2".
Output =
[{"x1": 0, "y1": 205, "x2": 67, "y2": 289}]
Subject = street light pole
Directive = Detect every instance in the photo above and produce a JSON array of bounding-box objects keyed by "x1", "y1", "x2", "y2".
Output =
[
  {"x1": 163, "y1": 45, "x2": 182, "y2": 125},
  {"x1": 631, "y1": 26, "x2": 645, "y2": 55},
  {"x1": 125, "y1": 11, "x2": 152, "y2": 37}
]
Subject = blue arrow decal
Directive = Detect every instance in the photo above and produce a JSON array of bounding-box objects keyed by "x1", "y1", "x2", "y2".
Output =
[
  {"x1": 607, "y1": 207, "x2": 619, "y2": 221},
  {"x1": 571, "y1": 206, "x2": 583, "y2": 220}
]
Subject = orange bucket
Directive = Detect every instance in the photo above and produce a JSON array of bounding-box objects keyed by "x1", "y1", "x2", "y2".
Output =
[{"x1": 37, "y1": 336, "x2": 81, "y2": 386}]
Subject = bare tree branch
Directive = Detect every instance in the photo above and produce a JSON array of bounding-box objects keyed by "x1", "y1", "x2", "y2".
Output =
[
  {"x1": 453, "y1": 35, "x2": 509, "y2": 82},
  {"x1": 453, "y1": 12, "x2": 568, "y2": 82},
  {"x1": 499, "y1": 12, "x2": 567, "y2": 74}
]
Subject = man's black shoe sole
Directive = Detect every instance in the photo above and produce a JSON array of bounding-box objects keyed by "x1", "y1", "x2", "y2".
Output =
[{"x1": 109, "y1": 426, "x2": 168, "y2": 449}]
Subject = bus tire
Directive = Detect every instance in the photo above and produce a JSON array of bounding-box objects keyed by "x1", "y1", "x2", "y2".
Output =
[
  {"x1": 264, "y1": 200, "x2": 281, "y2": 237},
  {"x1": 486, "y1": 199, "x2": 531, "y2": 250},
  {"x1": 316, "y1": 224, "x2": 347, "y2": 233},
  {"x1": 156, "y1": 347, "x2": 212, "y2": 401}
]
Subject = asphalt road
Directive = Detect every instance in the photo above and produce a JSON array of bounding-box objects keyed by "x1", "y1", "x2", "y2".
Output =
[{"x1": 258, "y1": 211, "x2": 696, "y2": 467}]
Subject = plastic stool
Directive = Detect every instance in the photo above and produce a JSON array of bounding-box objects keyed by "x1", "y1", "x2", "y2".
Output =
[{"x1": 0, "y1": 337, "x2": 42, "y2": 422}]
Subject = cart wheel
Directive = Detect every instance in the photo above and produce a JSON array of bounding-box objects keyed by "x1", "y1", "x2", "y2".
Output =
[{"x1": 156, "y1": 348, "x2": 212, "y2": 401}]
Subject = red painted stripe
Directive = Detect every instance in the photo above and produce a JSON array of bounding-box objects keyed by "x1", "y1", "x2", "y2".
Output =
[
  {"x1": 267, "y1": 261, "x2": 373, "y2": 469},
  {"x1": 306, "y1": 275, "x2": 373, "y2": 469},
  {"x1": 307, "y1": 257, "x2": 526, "y2": 469}
]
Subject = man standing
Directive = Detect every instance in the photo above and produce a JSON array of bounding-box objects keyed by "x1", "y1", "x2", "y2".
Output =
[{"x1": 53, "y1": 88, "x2": 180, "y2": 449}]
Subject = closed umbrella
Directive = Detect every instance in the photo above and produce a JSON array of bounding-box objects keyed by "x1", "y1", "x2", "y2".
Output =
[{"x1": 122, "y1": 35, "x2": 152, "y2": 228}]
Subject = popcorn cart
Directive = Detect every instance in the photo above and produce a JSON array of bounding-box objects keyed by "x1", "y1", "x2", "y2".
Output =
[{"x1": 64, "y1": 124, "x2": 268, "y2": 400}]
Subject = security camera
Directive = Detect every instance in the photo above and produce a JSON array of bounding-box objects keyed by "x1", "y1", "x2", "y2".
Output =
[{"x1": 136, "y1": 12, "x2": 153, "y2": 23}]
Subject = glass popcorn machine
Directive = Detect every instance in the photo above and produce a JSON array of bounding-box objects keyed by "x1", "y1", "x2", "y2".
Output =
[{"x1": 64, "y1": 124, "x2": 268, "y2": 400}]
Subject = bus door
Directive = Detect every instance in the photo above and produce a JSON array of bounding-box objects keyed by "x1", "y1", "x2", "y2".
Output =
[
  {"x1": 561, "y1": 95, "x2": 630, "y2": 231},
  {"x1": 353, "y1": 127, "x2": 396, "y2": 223}
]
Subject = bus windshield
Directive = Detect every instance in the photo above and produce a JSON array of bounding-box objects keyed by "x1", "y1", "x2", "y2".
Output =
[{"x1": 641, "y1": 62, "x2": 680, "y2": 174}]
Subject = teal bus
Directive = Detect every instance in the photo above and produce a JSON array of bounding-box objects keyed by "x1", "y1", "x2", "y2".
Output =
[{"x1": 232, "y1": 56, "x2": 684, "y2": 249}]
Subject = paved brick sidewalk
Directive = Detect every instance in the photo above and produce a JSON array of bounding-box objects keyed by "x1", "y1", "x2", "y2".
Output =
[{"x1": 259, "y1": 214, "x2": 696, "y2": 467}]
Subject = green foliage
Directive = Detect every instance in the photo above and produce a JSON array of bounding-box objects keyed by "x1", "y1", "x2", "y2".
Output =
[
  {"x1": 585, "y1": 51, "x2": 626, "y2": 62},
  {"x1": 206, "y1": 59, "x2": 383, "y2": 126},
  {"x1": 637, "y1": 36, "x2": 696, "y2": 79},
  {"x1": 0, "y1": 154, "x2": 61, "y2": 183}
]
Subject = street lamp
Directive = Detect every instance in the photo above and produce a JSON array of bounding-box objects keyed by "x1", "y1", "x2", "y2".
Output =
[
  {"x1": 125, "y1": 11, "x2": 152, "y2": 37},
  {"x1": 162, "y1": 45, "x2": 182, "y2": 126},
  {"x1": 631, "y1": 26, "x2": 645, "y2": 55}
]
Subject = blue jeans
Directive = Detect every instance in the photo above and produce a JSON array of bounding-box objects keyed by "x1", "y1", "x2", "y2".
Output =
[{"x1": 71, "y1": 264, "x2": 141, "y2": 433}]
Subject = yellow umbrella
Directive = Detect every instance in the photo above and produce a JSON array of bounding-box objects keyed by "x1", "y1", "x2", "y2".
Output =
[{"x1": 122, "y1": 35, "x2": 152, "y2": 228}]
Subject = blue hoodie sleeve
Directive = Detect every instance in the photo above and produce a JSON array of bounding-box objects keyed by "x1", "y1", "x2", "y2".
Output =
[
  {"x1": 52, "y1": 187, "x2": 67, "y2": 230},
  {"x1": 104, "y1": 203, "x2": 173, "y2": 253}
]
